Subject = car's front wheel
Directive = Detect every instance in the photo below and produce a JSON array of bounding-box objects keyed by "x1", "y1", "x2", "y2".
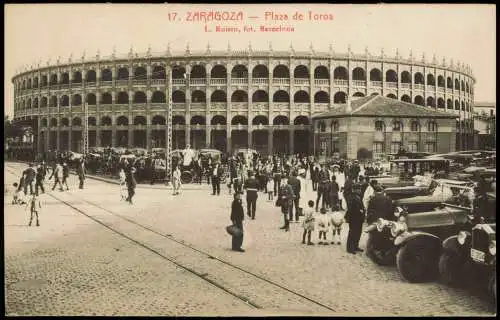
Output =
[
  {"x1": 366, "y1": 232, "x2": 395, "y2": 266},
  {"x1": 396, "y1": 240, "x2": 440, "y2": 283}
]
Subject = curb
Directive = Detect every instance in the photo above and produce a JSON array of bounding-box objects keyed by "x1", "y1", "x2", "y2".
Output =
[{"x1": 6, "y1": 161, "x2": 209, "y2": 191}]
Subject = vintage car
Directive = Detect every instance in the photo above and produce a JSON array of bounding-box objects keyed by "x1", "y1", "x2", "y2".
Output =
[
  {"x1": 365, "y1": 180, "x2": 496, "y2": 283},
  {"x1": 392, "y1": 179, "x2": 473, "y2": 213},
  {"x1": 234, "y1": 148, "x2": 259, "y2": 165},
  {"x1": 368, "y1": 158, "x2": 452, "y2": 189},
  {"x1": 439, "y1": 223, "x2": 496, "y2": 301},
  {"x1": 364, "y1": 204, "x2": 473, "y2": 282}
]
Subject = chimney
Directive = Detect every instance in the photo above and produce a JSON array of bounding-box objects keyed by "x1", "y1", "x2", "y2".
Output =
[{"x1": 345, "y1": 96, "x2": 352, "y2": 112}]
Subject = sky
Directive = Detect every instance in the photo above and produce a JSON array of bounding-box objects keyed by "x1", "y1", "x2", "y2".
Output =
[{"x1": 4, "y1": 4, "x2": 496, "y2": 117}]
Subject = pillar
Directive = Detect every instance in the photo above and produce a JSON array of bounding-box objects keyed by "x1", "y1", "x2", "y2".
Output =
[
  {"x1": 128, "y1": 127, "x2": 133, "y2": 148},
  {"x1": 185, "y1": 124, "x2": 191, "y2": 147},
  {"x1": 227, "y1": 128, "x2": 232, "y2": 154},
  {"x1": 111, "y1": 128, "x2": 116, "y2": 147},
  {"x1": 68, "y1": 128, "x2": 72, "y2": 152},
  {"x1": 56, "y1": 129, "x2": 60, "y2": 150},
  {"x1": 268, "y1": 129, "x2": 273, "y2": 155},
  {"x1": 146, "y1": 125, "x2": 151, "y2": 150},
  {"x1": 289, "y1": 129, "x2": 294, "y2": 155},
  {"x1": 36, "y1": 118, "x2": 42, "y2": 156},
  {"x1": 206, "y1": 125, "x2": 211, "y2": 148},
  {"x1": 248, "y1": 129, "x2": 253, "y2": 148}
]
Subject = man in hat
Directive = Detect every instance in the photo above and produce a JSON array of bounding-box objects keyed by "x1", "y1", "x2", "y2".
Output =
[
  {"x1": 287, "y1": 170, "x2": 302, "y2": 222},
  {"x1": 230, "y1": 191, "x2": 245, "y2": 252},
  {"x1": 345, "y1": 183, "x2": 365, "y2": 254},
  {"x1": 350, "y1": 160, "x2": 361, "y2": 183},
  {"x1": 243, "y1": 171, "x2": 259, "y2": 219},
  {"x1": 22, "y1": 163, "x2": 36, "y2": 195},
  {"x1": 366, "y1": 185, "x2": 393, "y2": 224},
  {"x1": 210, "y1": 161, "x2": 223, "y2": 196},
  {"x1": 76, "y1": 157, "x2": 86, "y2": 189}
]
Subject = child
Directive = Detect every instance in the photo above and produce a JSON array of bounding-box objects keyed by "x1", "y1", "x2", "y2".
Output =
[
  {"x1": 11, "y1": 183, "x2": 25, "y2": 205},
  {"x1": 329, "y1": 209, "x2": 345, "y2": 245},
  {"x1": 302, "y1": 200, "x2": 315, "y2": 245},
  {"x1": 266, "y1": 178, "x2": 274, "y2": 201},
  {"x1": 26, "y1": 193, "x2": 41, "y2": 226},
  {"x1": 317, "y1": 207, "x2": 330, "y2": 245}
]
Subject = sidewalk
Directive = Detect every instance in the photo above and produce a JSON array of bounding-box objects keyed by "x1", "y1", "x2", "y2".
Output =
[
  {"x1": 6, "y1": 161, "x2": 209, "y2": 191},
  {"x1": 86, "y1": 173, "x2": 209, "y2": 191}
]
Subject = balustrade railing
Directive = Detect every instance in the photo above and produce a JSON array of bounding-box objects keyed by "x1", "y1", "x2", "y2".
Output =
[
  {"x1": 386, "y1": 82, "x2": 397, "y2": 88},
  {"x1": 210, "y1": 78, "x2": 226, "y2": 85},
  {"x1": 314, "y1": 79, "x2": 329, "y2": 86},
  {"x1": 190, "y1": 78, "x2": 206, "y2": 85},
  {"x1": 334, "y1": 79, "x2": 348, "y2": 86},
  {"x1": 352, "y1": 80, "x2": 366, "y2": 87},
  {"x1": 371, "y1": 81, "x2": 382, "y2": 88},
  {"x1": 294, "y1": 78, "x2": 309, "y2": 85},
  {"x1": 252, "y1": 78, "x2": 268, "y2": 85}
]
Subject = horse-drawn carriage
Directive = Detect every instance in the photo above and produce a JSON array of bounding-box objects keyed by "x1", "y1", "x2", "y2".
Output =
[{"x1": 173, "y1": 148, "x2": 226, "y2": 184}]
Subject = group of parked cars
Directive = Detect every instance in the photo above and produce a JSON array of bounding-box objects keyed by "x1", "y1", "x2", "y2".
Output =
[{"x1": 363, "y1": 150, "x2": 496, "y2": 303}]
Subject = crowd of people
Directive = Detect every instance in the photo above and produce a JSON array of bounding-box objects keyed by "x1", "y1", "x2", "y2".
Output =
[
  {"x1": 227, "y1": 154, "x2": 394, "y2": 254},
  {"x1": 9, "y1": 148, "x2": 395, "y2": 253}
]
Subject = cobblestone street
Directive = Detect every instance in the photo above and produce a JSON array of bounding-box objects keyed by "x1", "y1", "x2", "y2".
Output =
[{"x1": 4, "y1": 162, "x2": 496, "y2": 316}]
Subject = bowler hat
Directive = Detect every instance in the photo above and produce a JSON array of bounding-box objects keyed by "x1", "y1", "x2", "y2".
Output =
[{"x1": 374, "y1": 185, "x2": 384, "y2": 192}]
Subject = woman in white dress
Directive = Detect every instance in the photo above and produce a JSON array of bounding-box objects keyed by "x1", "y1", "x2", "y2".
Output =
[
  {"x1": 172, "y1": 165, "x2": 182, "y2": 195},
  {"x1": 119, "y1": 167, "x2": 127, "y2": 200}
]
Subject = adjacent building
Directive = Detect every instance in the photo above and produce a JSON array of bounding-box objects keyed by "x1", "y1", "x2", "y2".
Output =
[
  {"x1": 473, "y1": 101, "x2": 496, "y2": 150},
  {"x1": 312, "y1": 95, "x2": 458, "y2": 159}
]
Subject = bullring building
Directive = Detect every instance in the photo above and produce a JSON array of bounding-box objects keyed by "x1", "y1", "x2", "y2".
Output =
[{"x1": 11, "y1": 45, "x2": 475, "y2": 156}]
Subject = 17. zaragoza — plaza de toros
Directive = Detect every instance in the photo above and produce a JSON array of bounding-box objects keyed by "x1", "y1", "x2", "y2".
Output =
[{"x1": 11, "y1": 44, "x2": 476, "y2": 156}]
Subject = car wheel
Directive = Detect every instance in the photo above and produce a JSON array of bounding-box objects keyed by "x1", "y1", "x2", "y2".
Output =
[
  {"x1": 438, "y1": 251, "x2": 464, "y2": 287},
  {"x1": 366, "y1": 233, "x2": 395, "y2": 266},
  {"x1": 396, "y1": 240, "x2": 440, "y2": 283}
]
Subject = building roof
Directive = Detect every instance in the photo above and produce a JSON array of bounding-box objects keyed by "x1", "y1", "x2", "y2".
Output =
[
  {"x1": 473, "y1": 102, "x2": 496, "y2": 108},
  {"x1": 312, "y1": 95, "x2": 458, "y2": 119}
]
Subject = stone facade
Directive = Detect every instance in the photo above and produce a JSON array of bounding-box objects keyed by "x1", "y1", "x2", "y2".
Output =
[{"x1": 11, "y1": 48, "x2": 475, "y2": 155}]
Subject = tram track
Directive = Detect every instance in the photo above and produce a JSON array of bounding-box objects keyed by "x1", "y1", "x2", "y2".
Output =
[{"x1": 5, "y1": 164, "x2": 337, "y2": 314}]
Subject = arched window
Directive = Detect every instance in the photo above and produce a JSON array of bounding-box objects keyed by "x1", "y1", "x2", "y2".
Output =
[
  {"x1": 210, "y1": 65, "x2": 227, "y2": 78},
  {"x1": 117, "y1": 92, "x2": 129, "y2": 104},
  {"x1": 332, "y1": 121, "x2": 340, "y2": 132},
  {"x1": 273, "y1": 65, "x2": 290, "y2": 78},
  {"x1": 375, "y1": 121, "x2": 385, "y2": 132},
  {"x1": 427, "y1": 121, "x2": 438, "y2": 132},
  {"x1": 252, "y1": 90, "x2": 269, "y2": 102},
  {"x1": 211, "y1": 90, "x2": 227, "y2": 102},
  {"x1": 293, "y1": 90, "x2": 309, "y2": 103},
  {"x1": 172, "y1": 91, "x2": 186, "y2": 103},
  {"x1": 101, "y1": 93, "x2": 112, "y2": 105},
  {"x1": 392, "y1": 120, "x2": 402, "y2": 131},
  {"x1": 133, "y1": 91, "x2": 147, "y2": 103},
  {"x1": 152, "y1": 66, "x2": 166, "y2": 79},
  {"x1": 191, "y1": 90, "x2": 206, "y2": 103},
  {"x1": 151, "y1": 91, "x2": 166, "y2": 103},
  {"x1": 370, "y1": 69, "x2": 382, "y2": 81},
  {"x1": 318, "y1": 121, "x2": 326, "y2": 132},
  {"x1": 294, "y1": 65, "x2": 309, "y2": 78},
  {"x1": 410, "y1": 121, "x2": 420, "y2": 132}
]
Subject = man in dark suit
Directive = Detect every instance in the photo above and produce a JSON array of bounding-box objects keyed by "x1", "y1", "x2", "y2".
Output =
[
  {"x1": 315, "y1": 165, "x2": 329, "y2": 212},
  {"x1": 211, "y1": 162, "x2": 223, "y2": 195},
  {"x1": 230, "y1": 192, "x2": 245, "y2": 252},
  {"x1": 244, "y1": 171, "x2": 259, "y2": 220},
  {"x1": 366, "y1": 185, "x2": 393, "y2": 224},
  {"x1": 287, "y1": 171, "x2": 302, "y2": 222},
  {"x1": 345, "y1": 184, "x2": 366, "y2": 254}
]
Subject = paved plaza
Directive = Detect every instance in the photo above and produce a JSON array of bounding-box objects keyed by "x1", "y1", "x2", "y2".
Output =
[{"x1": 4, "y1": 162, "x2": 496, "y2": 316}]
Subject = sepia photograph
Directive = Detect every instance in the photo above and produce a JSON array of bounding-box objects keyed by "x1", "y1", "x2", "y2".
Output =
[{"x1": 4, "y1": 3, "x2": 496, "y2": 316}]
